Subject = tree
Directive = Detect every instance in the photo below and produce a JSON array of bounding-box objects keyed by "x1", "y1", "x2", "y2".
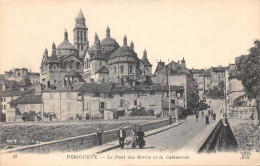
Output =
[{"x1": 235, "y1": 40, "x2": 260, "y2": 125}]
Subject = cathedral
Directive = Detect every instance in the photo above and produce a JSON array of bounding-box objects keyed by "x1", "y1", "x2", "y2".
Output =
[{"x1": 40, "y1": 9, "x2": 152, "y2": 85}]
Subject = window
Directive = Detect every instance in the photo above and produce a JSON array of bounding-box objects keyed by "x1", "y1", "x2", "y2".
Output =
[
  {"x1": 3, "y1": 105, "x2": 6, "y2": 110},
  {"x1": 67, "y1": 102, "x2": 71, "y2": 111},
  {"x1": 102, "y1": 47, "x2": 105, "y2": 52},
  {"x1": 77, "y1": 92, "x2": 82, "y2": 100},
  {"x1": 100, "y1": 102, "x2": 105, "y2": 109},
  {"x1": 114, "y1": 66, "x2": 117, "y2": 74},
  {"x1": 100, "y1": 62, "x2": 102, "y2": 66},
  {"x1": 171, "y1": 100, "x2": 175, "y2": 104},
  {"x1": 129, "y1": 66, "x2": 133, "y2": 73},
  {"x1": 84, "y1": 102, "x2": 89, "y2": 110},
  {"x1": 120, "y1": 65, "x2": 124, "y2": 73},
  {"x1": 150, "y1": 91, "x2": 155, "y2": 95},
  {"x1": 53, "y1": 65, "x2": 57, "y2": 69},
  {"x1": 120, "y1": 92, "x2": 123, "y2": 97},
  {"x1": 119, "y1": 99, "x2": 125, "y2": 107},
  {"x1": 177, "y1": 93, "x2": 181, "y2": 98},
  {"x1": 102, "y1": 78, "x2": 105, "y2": 82},
  {"x1": 134, "y1": 100, "x2": 137, "y2": 106}
]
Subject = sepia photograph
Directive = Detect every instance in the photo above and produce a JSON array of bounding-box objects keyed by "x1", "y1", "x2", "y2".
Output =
[{"x1": 0, "y1": 0, "x2": 259, "y2": 165}]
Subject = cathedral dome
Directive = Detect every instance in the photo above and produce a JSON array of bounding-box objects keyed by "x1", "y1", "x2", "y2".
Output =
[
  {"x1": 101, "y1": 37, "x2": 118, "y2": 47},
  {"x1": 57, "y1": 40, "x2": 77, "y2": 50},
  {"x1": 109, "y1": 45, "x2": 137, "y2": 60},
  {"x1": 57, "y1": 31, "x2": 77, "y2": 51}
]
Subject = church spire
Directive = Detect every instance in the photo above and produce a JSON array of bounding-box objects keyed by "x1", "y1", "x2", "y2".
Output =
[
  {"x1": 51, "y1": 42, "x2": 57, "y2": 58},
  {"x1": 143, "y1": 49, "x2": 147, "y2": 58},
  {"x1": 106, "y1": 26, "x2": 110, "y2": 38},
  {"x1": 77, "y1": 9, "x2": 84, "y2": 18},
  {"x1": 123, "y1": 35, "x2": 127, "y2": 46}
]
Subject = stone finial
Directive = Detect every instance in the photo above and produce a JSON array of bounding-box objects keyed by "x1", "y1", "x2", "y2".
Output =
[
  {"x1": 106, "y1": 26, "x2": 110, "y2": 38},
  {"x1": 130, "y1": 41, "x2": 134, "y2": 50},
  {"x1": 64, "y1": 30, "x2": 68, "y2": 41},
  {"x1": 123, "y1": 35, "x2": 127, "y2": 46}
]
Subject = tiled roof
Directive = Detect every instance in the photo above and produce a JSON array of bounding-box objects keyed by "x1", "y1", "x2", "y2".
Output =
[
  {"x1": 112, "y1": 85, "x2": 184, "y2": 92},
  {"x1": 96, "y1": 66, "x2": 109, "y2": 74},
  {"x1": 0, "y1": 89, "x2": 32, "y2": 97},
  {"x1": 42, "y1": 82, "x2": 85, "y2": 92},
  {"x1": 79, "y1": 83, "x2": 114, "y2": 93},
  {"x1": 101, "y1": 37, "x2": 118, "y2": 47},
  {"x1": 9, "y1": 94, "x2": 42, "y2": 105},
  {"x1": 109, "y1": 45, "x2": 138, "y2": 60},
  {"x1": 154, "y1": 61, "x2": 165, "y2": 73},
  {"x1": 192, "y1": 69, "x2": 205, "y2": 74}
]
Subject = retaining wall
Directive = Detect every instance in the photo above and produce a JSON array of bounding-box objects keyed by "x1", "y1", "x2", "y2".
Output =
[{"x1": 1, "y1": 119, "x2": 171, "y2": 154}]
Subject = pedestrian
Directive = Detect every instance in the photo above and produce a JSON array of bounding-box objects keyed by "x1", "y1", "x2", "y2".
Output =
[
  {"x1": 213, "y1": 113, "x2": 216, "y2": 120},
  {"x1": 130, "y1": 129, "x2": 137, "y2": 149},
  {"x1": 169, "y1": 115, "x2": 172, "y2": 125},
  {"x1": 208, "y1": 109, "x2": 211, "y2": 116},
  {"x1": 96, "y1": 124, "x2": 104, "y2": 145},
  {"x1": 117, "y1": 126, "x2": 126, "y2": 149},
  {"x1": 196, "y1": 113, "x2": 199, "y2": 122},
  {"x1": 137, "y1": 127, "x2": 145, "y2": 149},
  {"x1": 201, "y1": 111, "x2": 204, "y2": 117},
  {"x1": 205, "y1": 114, "x2": 209, "y2": 124}
]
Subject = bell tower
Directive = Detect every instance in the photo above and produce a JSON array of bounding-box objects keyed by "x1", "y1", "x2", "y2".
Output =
[{"x1": 73, "y1": 9, "x2": 89, "y2": 51}]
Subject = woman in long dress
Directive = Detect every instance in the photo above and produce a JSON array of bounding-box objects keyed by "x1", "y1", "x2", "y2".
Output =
[
  {"x1": 130, "y1": 129, "x2": 137, "y2": 149},
  {"x1": 137, "y1": 127, "x2": 145, "y2": 149}
]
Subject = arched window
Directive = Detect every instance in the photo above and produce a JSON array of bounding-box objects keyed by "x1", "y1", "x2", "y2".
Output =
[
  {"x1": 129, "y1": 66, "x2": 133, "y2": 73},
  {"x1": 120, "y1": 65, "x2": 124, "y2": 73},
  {"x1": 70, "y1": 60, "x2": 74, "y2": 69},
  {"x1": 76, "y1": 62, "x2": 80, "y2": 70}
]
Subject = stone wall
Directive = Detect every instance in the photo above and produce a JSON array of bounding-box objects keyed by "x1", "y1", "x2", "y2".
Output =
[{"x1": 2, "y1": 119, "x2": 170, "y2": 153}]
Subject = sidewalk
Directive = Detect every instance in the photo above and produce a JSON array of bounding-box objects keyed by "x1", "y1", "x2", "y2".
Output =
[{"x1": 83, "y1": 121, "x2": 183, "y2": 154}]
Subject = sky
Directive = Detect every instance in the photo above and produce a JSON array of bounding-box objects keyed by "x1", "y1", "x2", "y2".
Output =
[{"x1": 0, "y1": 0, "x2": 259, "y2": 73}]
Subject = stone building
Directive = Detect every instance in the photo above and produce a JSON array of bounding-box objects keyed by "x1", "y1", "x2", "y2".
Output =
[
  {"x1": 152, "y1": 58, "x2": 195, "y2": 109},
  {"x1": 40, "y1": 9, "x2": 152, "y2": 85},
  {"x1": 4, "y1": 68, "x2": 40, "y2": 85},
  {"x1": 83, "y1": 31, "x2": 152, "y2": 83}
]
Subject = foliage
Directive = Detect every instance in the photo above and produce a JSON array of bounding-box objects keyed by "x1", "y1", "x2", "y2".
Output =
[
  {"x1": 23, "y1": 75, "x2": 32, "y2": 86},
  {"x1": 235, "y1": 40, "x2": 260, "y2": 124},
  {"x1": 22, "y1": 111, "x2": 38, "y2": 121},
  {"x1": 187, "y1": 92, "x2": 200, "y2": 110},
  {"x1": 113, "y1": 110, "x2": 125, "y2": 119},
  {"x1": 129, "y1": 106, "x2": 149, "y2": 116}
]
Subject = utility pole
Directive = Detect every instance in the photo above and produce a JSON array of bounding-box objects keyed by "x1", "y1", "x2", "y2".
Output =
[
  {"x1": 161, "y1": 80, "x2": 163, "y2": 118},
  {"x1": 168, "y1": 60, "x2": 171, "y2": 117},
  {"x1": 224, "y1": 72, "x2": 228, "y2": 118}
]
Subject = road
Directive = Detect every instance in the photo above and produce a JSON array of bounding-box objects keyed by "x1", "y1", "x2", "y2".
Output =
[{"x1": 106, "y1": 99, "x2": 222, "y2": 153}]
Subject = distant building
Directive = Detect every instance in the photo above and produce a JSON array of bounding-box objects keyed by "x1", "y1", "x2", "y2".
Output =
[
  {"x1": 153, "y1": 58, "x2": 196, "y2": 109},
  {"x1": 40, "y1": 9, "x2": 152, "y2": 85},
  {"x1": 4, "y1": 68, "x2": 40, "y2": 85}
]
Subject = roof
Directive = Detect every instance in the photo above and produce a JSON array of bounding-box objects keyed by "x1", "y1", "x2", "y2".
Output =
[
  {"x1": 42, "y1": 82, "x2": 85, "y2": 92},
  {"x1": 112, "y1": 85, "x2": 184, "y2": 93},
  {"x1": 0, "y1": 89, "x2": 32, "y2": 97},
  {"x1": 91, "y1": 50, "x2": 106, "y2": 60},
  {"x1": 79, "y1": 83, "x2": 114, "y2": 93},
  {"x1": 154, "y1": 61, "x2": 165, "y2": 73},
  {"x1": 141, "y1": 54, "x2": 152, "y2": 66},
  {"x1": 211, "y1": 67, "x2": 226, "y2": 72},
  {"x1": 108, "y1": 45, "x2": 138, "y2": 60},
  {"x1": 204, "y1": 72, "x2": 211, "y2": 77},
  {"x1": 101, "y1": 37, "x2": 119, "y2": 47},
  {"x1": 162, "y1": 100, "x2": 180, "y2": 109},
  {"x1": 192, "y1": 69, "x2": 205, "y2": 74},
  {"x1": 9, "y1": 94, "x2": 42, "y2": 106},
  {"x1": 57, "y1": 40, "x2": 77, "y2": 50},
  {"x1": 96, "y1": 66, "x2": 109, "y2": 74},
  {"x1": 77, "y1": 9, "x2": 84, "y2": 18}
]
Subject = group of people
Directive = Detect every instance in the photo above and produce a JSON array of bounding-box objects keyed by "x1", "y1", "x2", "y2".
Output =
[
  {"x1": 195, "y1": 108, "x2": 216, "y2": 124},
  {"x1": 96, "y1": 125, "x2": 145, "y2": 149}
]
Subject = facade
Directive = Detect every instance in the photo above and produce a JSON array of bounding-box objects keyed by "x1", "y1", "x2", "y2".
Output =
[
  {"x1": 4, "y1": 68, "x2": 40, "y2": 85},
  {"x1": 83, "y1": 32, "x2": 152, "y2": 83},
  {"x1": 192, "y1": 69, "x2": 205, "y2": 99},
  {"x1": 153, "y1": 59, "x2": 195, "y2": 109},
  {"x1": 1, "y1": 88, "x2": 32, "y2": 122},
  {"x1": 40, "y1": 9, "x2": 152, "y2": 85}
]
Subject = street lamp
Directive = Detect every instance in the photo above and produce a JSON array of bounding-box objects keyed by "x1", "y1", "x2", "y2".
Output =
[{"x1": 125, "y1": 100, "x2": 130, "y2": 126}]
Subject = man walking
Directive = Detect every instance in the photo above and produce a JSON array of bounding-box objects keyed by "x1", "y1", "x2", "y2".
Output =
[
  {"x1": 117, "y1": 126, "x2": 126, "y2": 149},
  {"x1": 96, "y1": 124, "x2": 104, "y2": 145}
]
